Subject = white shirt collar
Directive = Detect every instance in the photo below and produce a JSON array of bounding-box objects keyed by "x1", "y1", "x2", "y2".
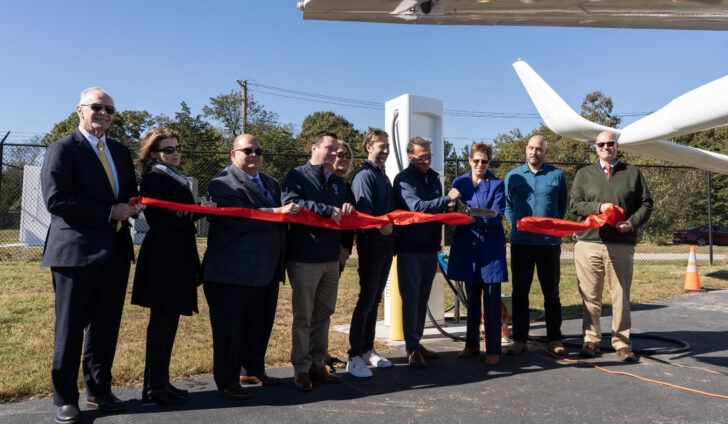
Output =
[{"x1": 78, "y1": 126, "x2": 106, "y2": 146}]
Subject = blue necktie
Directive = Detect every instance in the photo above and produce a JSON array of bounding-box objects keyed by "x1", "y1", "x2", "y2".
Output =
[{"x1": 252, "y1": 176, "x2": 275, "y2": 205}]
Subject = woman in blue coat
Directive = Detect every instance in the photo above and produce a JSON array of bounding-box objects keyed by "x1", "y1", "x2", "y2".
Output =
[{"x1": 447, "y1": 142, "x2": 507, "y2": 365}]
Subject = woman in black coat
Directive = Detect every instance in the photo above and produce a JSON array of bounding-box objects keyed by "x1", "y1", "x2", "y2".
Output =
[{"x1": 131, "y1": 128, "x2": 214, "y2": 405}]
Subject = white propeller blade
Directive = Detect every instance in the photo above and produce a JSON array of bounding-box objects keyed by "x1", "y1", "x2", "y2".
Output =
[
  {"x1": 512, "y1": 59, "x2": 616, "y2": 142},
  {"x1": 618, "y1": 75, "x2": 728, "y2": 145},
  {"x1": 512, "y1": 59, "x2": 728, "y2": 174}
]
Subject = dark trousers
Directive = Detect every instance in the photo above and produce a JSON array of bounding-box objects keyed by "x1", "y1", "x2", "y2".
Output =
[
  {"x1": 348, "y1": 240, "x2": 394, "y2": 357},
  {"x1": 510, "y1": 244, "x2": 562, "y2": 342},
  {"x1": 241, "y1": 281, "x2": 279, "y2": 376},
  {"x1": 204, "y1": 280, "x2": 273, "y2": 390},
  {"x1": 465, "y1": 278, "x2": 502, "y2": 355},
  {"x1": 397, "y1": 252, "x2": 437, "y2": 355},
  {"x1": 50, "y1": 232, "x2": 130, "y2": 406},
  {"x1": 143, "y1": 309, "x2": 180, "y2": 391}
]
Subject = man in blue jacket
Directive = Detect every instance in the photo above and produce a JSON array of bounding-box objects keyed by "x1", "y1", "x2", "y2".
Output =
[
  {"x1": 346, "y1": 128, "x2": 395, "y2": 378},
  {"x1": 394, "y1": 137, "x2": 460, "y2": 368},
  {"x1": 504, "y1": 135, "x2": 568, "y2": 356},
  {"x1": 281, "y1": 131, "x2": 355, "y2": 391}
]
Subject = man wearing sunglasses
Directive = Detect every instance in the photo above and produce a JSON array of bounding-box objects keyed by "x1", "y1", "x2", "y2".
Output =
[
  {"x1": 570, "y1": 131, "x2": 653, "y2": 362},
  {"x1": 281, "y1": 131, "x2": 355, "y2": 391},
  {"x1": 40, "y1": 87, "x2": 145, "y2": 424},
  {"x1": 505, "y1": 135, "x2": 569, "y2": 357},
  {"x1": 203, "y1": 134, "x2": 298, "y2": 399},
  {"x1": 394, "y1": 137, "x2": 460, "y2": 368}
]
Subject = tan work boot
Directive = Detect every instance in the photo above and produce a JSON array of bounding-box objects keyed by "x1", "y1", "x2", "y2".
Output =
[{"x1": 549, "y1": 340, "x2": 566, "y2": 355}]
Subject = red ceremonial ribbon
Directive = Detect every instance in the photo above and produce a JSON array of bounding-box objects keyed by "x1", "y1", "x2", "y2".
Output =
[
  {"x1": 130, "y1": 196, "x2": 473, "y2": 230},
  {"x1": 516, "y1": 204, "x2": 626, "y2": 237}
]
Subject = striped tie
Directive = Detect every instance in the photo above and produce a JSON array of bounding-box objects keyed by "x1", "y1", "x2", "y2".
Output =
[
  {"x1": 606, "y1": 165, "x2": 612, "y2": 179},
  {"x1": 97, "y1": 140, "x2": 121, "y2": 231}
]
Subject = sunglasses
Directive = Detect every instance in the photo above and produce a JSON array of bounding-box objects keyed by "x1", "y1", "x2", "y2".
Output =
[
  {"x1": 412, "y1": 154, "x2": 432, "y2": 161},
  {"x1": 336, "y1": 152, "x2": 352, "y2": 160},
  {"x1": 235, "y1": 147, "x2": 264, "y2": 156},
  {"x1": 596, "y1": 141, "x2": 616, "y2": 148},
  {"x1": 154, "y1": 145, "x2": 183, "y2": 154},
  {"x1": 471, "y1": 159, "x2": 490, "y2": 165},
  {"x1": 81, "y1": 103, "x2": 116, "y2": 114}
]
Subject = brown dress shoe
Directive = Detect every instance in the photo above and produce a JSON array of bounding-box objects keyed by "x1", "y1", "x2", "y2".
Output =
[
  {"x1": 255, "y1": 374, "x2": 283, "y2": 386},
  {"x1": 485, "y1": 354, "x2": 500, "y2": 366},
  {"x1": 580, "y1": 342, "x2": 600, "y2": 358},
  {"x1": 408, "y1": 351, "x2": 427, "y2": 368},
  {"x1": 294, "y1": 372, "x2": 313, "y2": 392},
  {"x1": 239, "y1": 375, "x2": 262, "y2": 385},
  {"x1": 220, "y1": 384, "x2": 252, "y2": 400},
  {"x1": 418, "y1": 344, "x2": 440, "y2": 359},
  {"x1": 507, "y1": 341, "x2": 527, "y2": 356},
  {"x1": 309, "y1": 366, "x2": 343, "y2": 384},
  {"x1": 617, "y1": 347, "x2": 638, "y2": 362},
  {"x1": 458, "y1": 347, "x2": 480, "y2": 359}
]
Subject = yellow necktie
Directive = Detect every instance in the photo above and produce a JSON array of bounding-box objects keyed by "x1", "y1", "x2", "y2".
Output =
[{"x1": 97, "y1": 140, "x2": 121, "y2": 231}]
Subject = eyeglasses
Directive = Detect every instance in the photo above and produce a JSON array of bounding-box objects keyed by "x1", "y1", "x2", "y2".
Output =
[
  {"x1": 80, "y1": 103, "x2": 116, "y2": 114},
  {"x1": 235, "y1": 147, "x2": 264, "y2": 156},
  {"x1": 336, "y1": 152, "x2": 351, "y2": 160},
  {"x1": 154, "y1": 145, "x2": 183, "y2": 154},
  {"x1": 471, "y1": 159, "x2": 490, "y2": 165},
  {"x1": 412, "y1": 154, "x2": 432, "y2": 161},
  {"x1": 596, "y1": 141, "x2": 616, "y2": 148}
]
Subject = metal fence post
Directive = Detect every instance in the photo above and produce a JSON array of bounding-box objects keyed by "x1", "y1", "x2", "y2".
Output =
[
  {"x1": 0, "y1": 132, "x2": 10, "y2": 202},
  {"x1": 707, "y1": 171, "x2": 713, "y2": 265}
]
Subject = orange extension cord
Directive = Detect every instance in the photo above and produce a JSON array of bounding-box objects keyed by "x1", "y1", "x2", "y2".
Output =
[{"x1": 528, "y1": 337, "x2": 728, "y2": 400}]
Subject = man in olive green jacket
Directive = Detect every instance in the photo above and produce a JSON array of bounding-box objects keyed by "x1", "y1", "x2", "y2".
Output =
[{"x1": 570, "y1": 131, "x2": 653, "y2": 362}]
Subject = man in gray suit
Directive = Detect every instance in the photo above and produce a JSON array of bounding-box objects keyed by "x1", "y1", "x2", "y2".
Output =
[{"x1": 202, "y1": 134, "x2": 300, "y2": 400}]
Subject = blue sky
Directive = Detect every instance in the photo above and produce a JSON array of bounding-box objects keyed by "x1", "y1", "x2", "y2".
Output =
[{"x1": 2, "y1": 1, "x2": 728, "y2": 151}]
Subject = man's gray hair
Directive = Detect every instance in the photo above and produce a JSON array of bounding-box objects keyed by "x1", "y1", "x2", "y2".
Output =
[{"x1": 79, "y1": 87, "x2": 111, "y2": 105}]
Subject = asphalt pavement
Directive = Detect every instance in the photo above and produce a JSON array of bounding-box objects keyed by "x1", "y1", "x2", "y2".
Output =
[{"x1": 3, "y1": 290, "x2": 728, "y2": 423}]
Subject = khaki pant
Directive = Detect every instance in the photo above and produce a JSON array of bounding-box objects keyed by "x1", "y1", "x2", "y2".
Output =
[
  {"x1": 573, "y1": 242, "x2": 635, "y2": 349},
  {"x1": 287, "y1": 261, "x2": 339, "y2": 374}
]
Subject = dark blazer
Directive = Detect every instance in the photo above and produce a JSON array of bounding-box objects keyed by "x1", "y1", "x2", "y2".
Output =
[
  {"x1": 40, "y1": 128, "x2": 137, "y2": 267},
  {"x1": 132, "y1": 163, "x2": 203, "y2": 315},
  {"x1": 202, "y1": 164, "x2": 286, "y2": 287}
]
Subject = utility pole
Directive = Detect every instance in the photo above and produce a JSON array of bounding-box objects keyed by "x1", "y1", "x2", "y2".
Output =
[{"x1": 236, "y1": 80, "x2": 248, "y2": 134}]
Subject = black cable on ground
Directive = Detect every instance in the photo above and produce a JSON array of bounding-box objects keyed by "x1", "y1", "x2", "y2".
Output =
[{"x1": 530, "y1": 333, "x2": 691, "y2": 355}]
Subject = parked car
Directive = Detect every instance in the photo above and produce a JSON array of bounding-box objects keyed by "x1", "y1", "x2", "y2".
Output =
[{"x1": 673, "y1": 225, "x2": 728, "y2": 246}]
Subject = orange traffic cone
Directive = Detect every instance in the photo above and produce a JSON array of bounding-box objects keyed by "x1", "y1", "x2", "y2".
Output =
[{"x1": 684, "y1": 246, "x2": 704, "y2": 291}]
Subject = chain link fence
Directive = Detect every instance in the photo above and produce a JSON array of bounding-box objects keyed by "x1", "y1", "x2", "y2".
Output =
[{"x1": 0, "y1": 139, "x2": 723, "y2": 265}]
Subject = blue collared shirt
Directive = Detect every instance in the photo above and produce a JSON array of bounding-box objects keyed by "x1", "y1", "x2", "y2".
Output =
[{"x1": 505, "y1": 162, "x2": 568, "y2": 246}]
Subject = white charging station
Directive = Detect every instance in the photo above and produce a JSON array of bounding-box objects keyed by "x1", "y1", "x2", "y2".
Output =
[{"x1": 382, "y1": 94, "x2": 445, "y2": 338}]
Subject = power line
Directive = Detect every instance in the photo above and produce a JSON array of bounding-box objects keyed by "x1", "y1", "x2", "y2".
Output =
[{"x1": 248, "y1": 81, "x2": 650, "y2": 119}]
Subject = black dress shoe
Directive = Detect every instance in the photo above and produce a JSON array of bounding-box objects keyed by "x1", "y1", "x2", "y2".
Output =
[
  {"x1": 55, "y1": 404, "x2": 81, "y2": 424},
  {"x1": 167, "y1": 382, "x2": 189, "y2": 398},
  {"x1": 86, "y1": 392, "x2": 126, "y2": 412},
  {"x1": 143, "y1": 387, "x2": 186, "y2": 405}
]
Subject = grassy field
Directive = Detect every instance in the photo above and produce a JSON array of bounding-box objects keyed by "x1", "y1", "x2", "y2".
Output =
[{"x1": 2, "y1": 258, "x2": 728, "y2": 403}]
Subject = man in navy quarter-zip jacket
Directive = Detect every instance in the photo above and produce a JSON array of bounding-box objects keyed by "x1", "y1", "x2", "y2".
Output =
[{"x1": 281, "y1": 131, "x2": 355, "y2": 391}]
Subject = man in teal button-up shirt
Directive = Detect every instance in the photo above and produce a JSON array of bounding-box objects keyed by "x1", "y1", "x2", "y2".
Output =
[{"x1": 504, "y1": 135, "x2": 568, "y2": 356}]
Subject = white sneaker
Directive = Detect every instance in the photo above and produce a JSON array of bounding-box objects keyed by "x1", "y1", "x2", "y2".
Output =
[
  {"x1": 347, "y1": 356, "x2": 373, "y2": 378},
  {"x1": 364, "y1": 349, "x2": 392, "y2": 368}
]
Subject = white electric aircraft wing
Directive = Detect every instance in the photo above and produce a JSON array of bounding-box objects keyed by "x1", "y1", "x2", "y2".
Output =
[
  {"x1": 512, "y1": 60, "x2": 728, "y2": 174},
  {"x1": 298, "y1": 0, "x2": 728, "y2": 31}
]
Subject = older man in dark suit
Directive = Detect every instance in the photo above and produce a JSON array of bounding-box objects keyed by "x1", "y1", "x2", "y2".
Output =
[
  {"x1": 202, "y1": 134, "x2": 300, "y2": 400},
  {"x1": 41, "y1": 87, "x2": 145, "y2": 424}
]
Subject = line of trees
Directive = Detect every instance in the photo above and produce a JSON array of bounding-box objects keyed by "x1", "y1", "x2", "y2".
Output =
[{"x1": 3, "y1": 89, "x2": 726, "y2": 242}]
